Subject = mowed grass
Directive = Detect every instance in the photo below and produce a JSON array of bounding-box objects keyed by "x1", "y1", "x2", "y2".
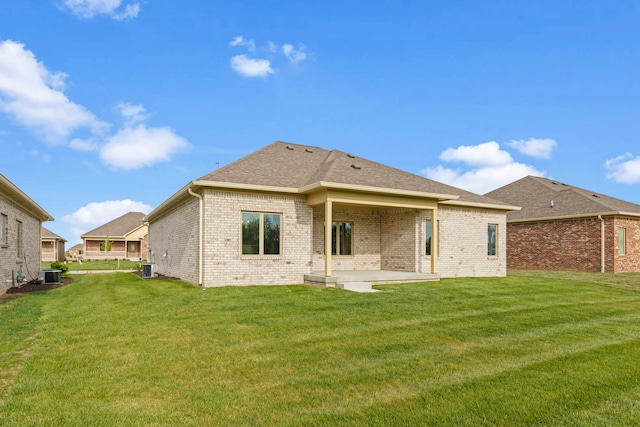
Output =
[{"x1": 2, "y1": 272, "x2": 640, "y2": 426}]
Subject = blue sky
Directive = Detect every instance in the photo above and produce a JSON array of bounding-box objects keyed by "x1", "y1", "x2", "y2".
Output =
[{"x1": 1, "y1": 0, "x2": 639, "y2": 245}]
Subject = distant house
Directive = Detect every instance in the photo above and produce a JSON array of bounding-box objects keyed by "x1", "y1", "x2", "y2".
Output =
[
  {"x1": 41, "y1": 227, "x2": 66, "y2": 263},
  {"x1": 1, "y1": 173, "x2": 53, "y2": 294},
  {"x1": 68, "y1": 243, "x2": 84, "y2": 260},
  {"x1": 145, "y1": 141, "x2": 518, "y2": 288},
  {"x1": 81, "y1": 212, "x2": 148, "y2": 261},
  {"x1": 485, "y1": 175, "x2": 640, "y2": 273}
]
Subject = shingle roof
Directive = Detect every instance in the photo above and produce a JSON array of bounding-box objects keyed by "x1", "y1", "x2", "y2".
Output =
[
  {"x1": 81, "y1": 212, "x2": 146, "y2": 238},
  {"x1": 198, "y1": 141, "x2": 512, "y2": 207},
  {"x1": 42, "y1": 226, "x2": 66, "y2": 241},
  {"x1": 485, "y1": 175, "x2": 640, "y2": 221}
]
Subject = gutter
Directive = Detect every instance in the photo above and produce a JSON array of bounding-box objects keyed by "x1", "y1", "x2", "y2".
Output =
[{"x1": 188, "y1": 186, "x2": 204, "y2": 286}]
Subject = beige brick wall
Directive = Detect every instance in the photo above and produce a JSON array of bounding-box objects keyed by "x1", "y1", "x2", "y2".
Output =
[
  {"x1": 201, "y1": 191, "x2": 313, "y2": 286},
  {"x1": 148, "y1": 197, "x2": 200, "y2": 284},
  {"x1": 431, "y1": 207, "x2": 507, "y2": 277},
  {"x1": 1, "y1": 195, "x2": 43, "y2": 294}
]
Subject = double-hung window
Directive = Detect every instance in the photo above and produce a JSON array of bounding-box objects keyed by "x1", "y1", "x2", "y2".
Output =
[
  {"x1": 242, "y1": 212, "x2": 281, "y2": 255},
  {"x1": 619, "y1": 228, "x2": 626, "y2": 255},
  {"x1": 487, "y1": 224, "x2": 498, "y2": 256}
]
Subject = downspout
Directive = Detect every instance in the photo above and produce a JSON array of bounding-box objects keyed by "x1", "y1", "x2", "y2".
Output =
[
  {"x1": 598, "y1": 215, "x2": 605, "y2": 273},
  {"x1": 188, "y1": 187, "x2": 204, "y2": 286}
]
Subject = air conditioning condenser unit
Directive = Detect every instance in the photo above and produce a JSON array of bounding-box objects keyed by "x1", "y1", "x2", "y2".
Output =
[{"x1": 142, "y1": 263, "x2": 157, "y2": 278}]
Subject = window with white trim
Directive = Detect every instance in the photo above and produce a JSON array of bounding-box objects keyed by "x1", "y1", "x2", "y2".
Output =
[{"x1": 242, "y1": 212, "x2": 281, "y2": 255}]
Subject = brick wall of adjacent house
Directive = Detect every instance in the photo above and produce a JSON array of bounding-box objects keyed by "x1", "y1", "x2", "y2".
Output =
[
  {"x1": 0, "y1": 195, "x2": 42, "y2": 294},
  {"x1": 611, "y1": 216, "x2": 640, "y2": 273},
  {"x1": 84, "y1": 240, "x2": 128, "y2": 260},
  {"x1": 148, "y1": 197, "x2": 200, "y2": 284},
  {"x1": 201, "y1": 191, "x2": 313, "y2": 286},
  {"x1": 432, "y1": 207, "x2": 507, "y2": 277},
  {"x1": 506, "y1": 218, "x2": 603, "y2": 272}
]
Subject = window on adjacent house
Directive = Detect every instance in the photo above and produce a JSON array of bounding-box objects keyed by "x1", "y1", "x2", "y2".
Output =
[
  {"x1": 16, "y1": 220, "x2": 23, "y2": 259},
  {"x1": 619, "y1": 228, "x2": 626, "y2": 255},
  {"x1": 1, "y1": 213, "x2": 7, "y2": 246},
  {"x1": 331, "y1": 222, "x2": 352, "y2": 256},
  {"x1": 488, "y1": 224, "x2": 497, "y2": 256},
  {"x1": 242, "y1": 212, "x2": 281, "y2": 255}
]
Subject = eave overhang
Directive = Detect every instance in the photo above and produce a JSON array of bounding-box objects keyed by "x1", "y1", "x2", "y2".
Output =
[
  {"x1": 507, "y1": 211, "x2": 640, "y2": 224},
  {"x1": 0, "y1": 174, "x2": 53, "y2": 222}
]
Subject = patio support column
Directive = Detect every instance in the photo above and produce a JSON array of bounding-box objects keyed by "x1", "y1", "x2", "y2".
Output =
[
  {"x1": 325, "y1": 200, "x2": 333, "y2": 277},
  {"x1": 431, "y1": 208, "x2": 438, "y2": 274}
]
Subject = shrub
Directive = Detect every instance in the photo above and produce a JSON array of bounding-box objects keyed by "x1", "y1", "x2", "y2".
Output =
[{"x1": 50, "y1": 261, "x2": 69, "y2": 276}]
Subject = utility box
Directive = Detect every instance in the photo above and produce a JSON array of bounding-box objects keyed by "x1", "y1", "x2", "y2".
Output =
[
  {"x1": 38, "y1": 269, "x2": 62, "y2": 284},
  {"x1": 142, "y1": 263, "x2": 157, "y2": 278}
]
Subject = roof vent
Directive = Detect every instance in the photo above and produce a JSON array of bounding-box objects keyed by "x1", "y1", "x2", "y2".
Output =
[
  {"x1": 286, "y1": 145, "x2": 294, "y2": 150},
  {"x1": 351, "y1": 164, "x2": 361, "y2": 170},
  {"x1": 550, "y1": 199, "x2": 554, "y2": 208},
  {"x1": 592, "y1": 194, "x2": 600, "y2": 198},
  {"x1": 347, "y1": 153, "x2": 355, "y2": 158},
  {"x1": 305, "y1": 148, "x2": 313, "y2": 153},
  {"x1": 552, "y1": 181, "x2": 557, "y2": 185}
]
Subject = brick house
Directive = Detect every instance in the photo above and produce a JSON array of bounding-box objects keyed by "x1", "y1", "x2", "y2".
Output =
[
  {"x1": 1, "y1": 173, "x2": 53, "y2": 294},
  {"x1": 81, "y1": 212, "x2": 148, "y2": 261},
  {"x1": 41, "y1": 226, "x2": 66, "y2": 262},
  {"x1": 145, "y1": 142, "x2": 518, "y2": 287},
  {"x1": 485, "y1": 175, "x2": 640, "y2": 273}
]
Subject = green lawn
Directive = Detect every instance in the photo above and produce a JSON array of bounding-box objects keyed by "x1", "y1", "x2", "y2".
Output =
[{"x1": 2, "y1": 272, "x2": 640, "y2": 426}]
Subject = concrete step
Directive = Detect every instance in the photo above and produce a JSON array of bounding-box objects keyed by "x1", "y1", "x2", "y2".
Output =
[{"x1": 336, "y1": 281, "x2": 380, "y2": 293}]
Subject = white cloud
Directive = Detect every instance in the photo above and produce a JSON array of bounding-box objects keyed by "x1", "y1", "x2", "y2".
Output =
[
  {"x1": 69, "y1": 138, "x2": 99, "y2": 151},
  {"x1": 100, "y1": 124, "x2": 190, "y2": 170},
  {"x1": 605, "y1": 153, "x2": 640, "y2": 184},
  {"x1": 440, "y1": 141, "x2": 513, "y2": 167},
  {"x1": 115, "y1": 102, "x2": 147, "y2": 126},
  {"x1": 61, "y1": 0, "x2": 141, "y2": 20},
  {"x1": 507, "y1": 138, "x2": 557, "y2": 159},
  {"x1": 425, "y1": 163, "x2": 545, "y2": 195},
  {"x1": 0, "y1": 40, "x2": 108, "y2": 143},
  {"x1": 230, "y1": 55, "x2": 274, "y2": 78},
  {"x1": 282, "y1": 44, "x2": 307, "y2": 63},
  {"x1": 228, "y1": 36, "x2": 308, "y2": 78},
  {"x1": 62, "y1": 199, "x2": 152, "y2": 244},
  {"x1": 423, "y1": 140, "x2": 548, "y2": 194},
  {"x1": 229, "y1": 35, "x2": 255, "y2": 51}
]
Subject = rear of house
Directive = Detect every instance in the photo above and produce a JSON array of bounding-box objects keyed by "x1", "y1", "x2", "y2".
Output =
[
  {"x1": 1, "y1": 174, "x2": 53, "y2": 294},
  {"x1": 146, "y1": 142, "x2": 518, "y2": 287},
  {"x1": 81, "y1": 212, "x2": 148, "y2": 261}
]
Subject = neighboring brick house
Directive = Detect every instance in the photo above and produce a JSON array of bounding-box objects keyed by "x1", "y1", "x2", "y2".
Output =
[
  {"x1": 67, "y1": 243, "x2": 84, "y2": 260},
  {"x1": 41, "y1": 226, "x2": 66, "y2": 262},
  {"x1": 1, "y1": 173, "x2": 53, "y2": 294},
  {"x1": 145, "y1": 142, "x2": 518, "y2": 287},
  {"x1": 81, "y1": 212, "x2": 148, "y2": 261},
  {"x1": 485, "y1": 175, "x2": 640, "y2": 273}
]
